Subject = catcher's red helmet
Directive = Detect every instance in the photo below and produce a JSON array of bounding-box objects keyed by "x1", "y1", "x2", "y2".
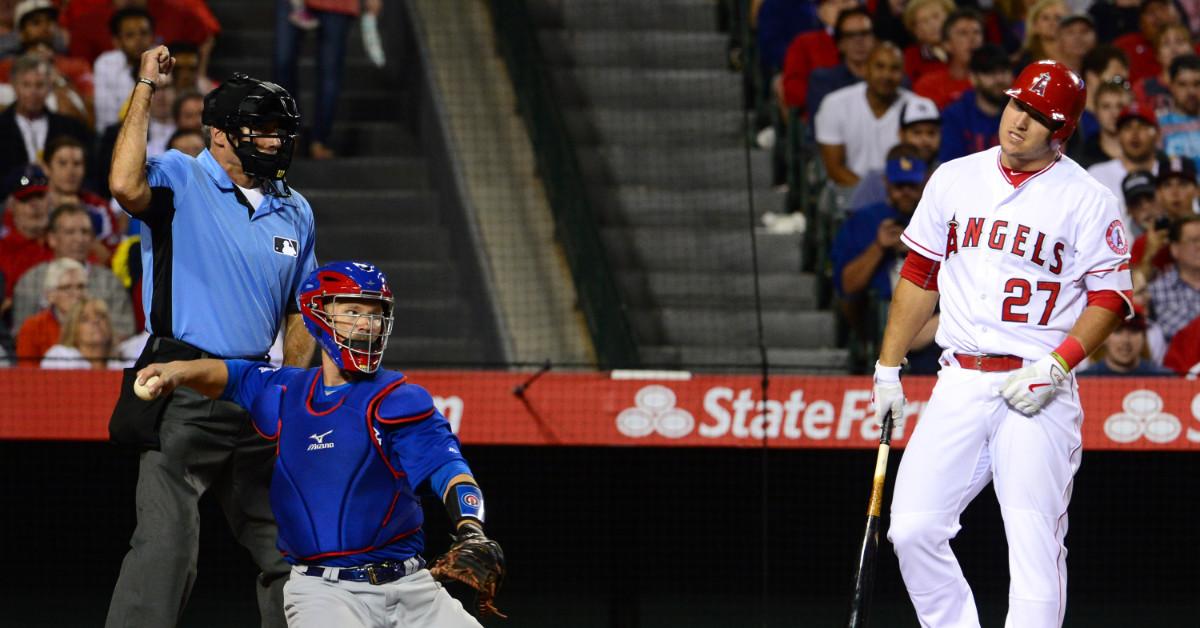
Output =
[{"x1": 1004, "y1": 60, "x2": 1087, "y2": 145}]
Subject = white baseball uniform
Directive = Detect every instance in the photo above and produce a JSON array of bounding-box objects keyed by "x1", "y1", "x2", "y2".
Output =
[{"x1": 888, "y1": 146, "x2": 1132, "y2": 628}]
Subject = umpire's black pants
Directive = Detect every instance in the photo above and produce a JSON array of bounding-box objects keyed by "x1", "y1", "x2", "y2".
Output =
[{"x1": 105, "y1": 386, "x2": 289, "y2": 628}]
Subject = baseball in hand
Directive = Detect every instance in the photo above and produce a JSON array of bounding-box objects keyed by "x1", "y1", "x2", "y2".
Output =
[{"x1": 134, "y1": 375, "x2": 161, "y2": 401}]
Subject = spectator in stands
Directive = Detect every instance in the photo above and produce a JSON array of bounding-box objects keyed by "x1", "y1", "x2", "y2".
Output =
[
  {"x1": 1132, "y1": 157, "x2": 1199, "y2": 281},
  {"x1": 806, "y1": 8, "x2": 874, "y2": 120},
  {"x1": 1162, "y1": 314, "x2": 1200, "y2": 376},
  {"x1": 63, "y1": 0, "x2": 220, "y2": 69},
  {"x1": 833, "y1": 143, "x2": 940, "y2": 365},
  {"x1": 1078, "y1": 314, "x2": 1173, "y2": 375},
  {"x1": 872, "y1": 0, "x2": 910, "y2": 50},
  {"x1": 274, "y1": 0, "x2": 383, "y2": 160},
  {"x1": 0, "y1": 177, "x2": 51, "y2": 306},
  {"x1": 1087, "y1": 101, "x2": 1160, "y2": 212},
  {"x1": 901, "y1": 0, "x2": 953, "y2": 83},
  {"x1": 755, "y1": 0, "x2": 821, "y2": 84},
  {"x1": 1016, "y1": 0, "x2": 1068, "y2": 67},
  {"x1": 1081, "y1": 81, "x2": 1133, "y2": 171},
  {"x1": 1160, "y1": 54, "x2": 1200, "y2": 171},
  {"x1": 1055, "y1": 13, "x2": 1096, "y2": 75},
  {"x1": 11, "y1": 203, "x2": 133, "y2": 339},
  {"x1": 1147, "y1": 215, "x2": 1200, "y2": 340},
  {"x1": 0, "y1": 1, "x2": 92, "y2": 124},
  {"x1": 93, "y1": 7, "x2": 154, "y2": 132},
  {"x1": 913, "y1": 8, "x2": 985, "y2": 109},
  {"x1": 1114, "y1": 0, "x2": 1181, "y2": 84},
  {"x1": 166, "y1": 127, "x2": 204, "y2": 157},
  {"x1": 848, "y1": 98, "x2": 940, "y2": 210},
  {"x1": 816, "y1": 42, "x2": 935, "y2": 190},
  {"x1": 14, "y1": 256, "x2": 84, "y2": 364},
  {"x1": 1121, "y1": 170, "x2": 1161, "y2": 241},
  {"x1": 779, "y1": 0, "x2": 861, "y2": 116},
  {"x1": 1089, "y1": 0, "x2": 1142, "y2": 43},
  {"x1": 166, "y1": 41, "x2": 214, "y2": 94},
  {"x1": 40, "y1": 297, "x2": 122, "y2": 369},
  {"x1": 938, "y1": 44, "x2": 1012, "y2": 163},
  {"x1": 1134, "y1": 22, "x2": 1192, "y2": 113},
  {"x1": 171, "y1": 88, "x2": 203, "y2": 131},
  {"x1": 1073, "y1": 46, "x2": 1131, "y2": 146},
  {"x1": 0, "y1": 54, "x2": 93, "y2": 193},
  {"x1": 43, "y1": 135, "x2": 124, "y2": 257}
]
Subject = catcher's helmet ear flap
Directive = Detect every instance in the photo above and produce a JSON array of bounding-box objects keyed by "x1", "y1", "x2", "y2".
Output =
[
  {"x1": 203, "y1": 73, "x2": 300, "y2": 193},
  {"x1": 1004, "y1": 60, "x2": 1087, "y2": 148},
  {"x1": 299, "y1": 261, "x2": 394, "y2": 375}
]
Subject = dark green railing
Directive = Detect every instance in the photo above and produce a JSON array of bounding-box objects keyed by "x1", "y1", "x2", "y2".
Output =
[{"x1": 488, "y1": 0, "x2": 640, "y2": 368}]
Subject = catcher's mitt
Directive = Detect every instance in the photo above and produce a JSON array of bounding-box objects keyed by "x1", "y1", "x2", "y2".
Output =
[{"x1": 430, "y1": 523, "x2": 506, "y2": 618}]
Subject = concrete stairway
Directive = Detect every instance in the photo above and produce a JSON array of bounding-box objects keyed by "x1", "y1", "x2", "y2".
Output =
[
  {"x1": 205, "y1": 0, "x2": 500, "y2": 366},
  {"x1": 529, "y1": 0, "x2": 847, "y2": 371}
]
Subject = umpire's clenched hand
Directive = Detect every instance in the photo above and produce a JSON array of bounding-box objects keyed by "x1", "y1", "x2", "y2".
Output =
[
  {"x1": 872, "y1": 361, "x2": 905, "y2": 427},
  {"x1": 139, "y1": 45, "x2": 175, "y2": 89}
]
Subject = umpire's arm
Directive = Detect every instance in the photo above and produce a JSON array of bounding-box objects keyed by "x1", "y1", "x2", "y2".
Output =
[{"x1": 110, "y1": 46, "x2": 175, "y2": 214}]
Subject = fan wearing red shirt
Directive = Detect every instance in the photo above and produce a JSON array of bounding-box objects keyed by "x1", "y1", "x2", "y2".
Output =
[
  {"x1": 1114, "y1": 0, "x2": 1182, "y2": 84},
  {"x1": 61, "y1": 0, "x2": 220, "y2": 65},
  {"x1": 778, "y1": 0, "x2": 857, "y2": 114},
  {"x1": 913, "y1": 8, "x2": 983, "y2": 109},
  {"x1": 1163, "y1": 314, "x2": 1200, "y2": 375},
  {"x1": 0, "y1": 181, "x2": 53, "y2": 306},
  {"x1": 902, "y1": 0, "x2": 952, "y2": 83}
]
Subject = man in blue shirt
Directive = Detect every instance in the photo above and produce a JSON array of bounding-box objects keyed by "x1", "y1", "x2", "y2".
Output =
[
  {"x1": 105, "y1": 46, "x2": 317, "y2": 628},
  {"x1": 131, "y1": 261, "x2": 505, "y2": 627},
  {"x1": 938, "y1": 44, "x2": 1011, "y2": 163},
  {"x1": 1159, "y1": 54, "x2": 1200, "y2": 172}
]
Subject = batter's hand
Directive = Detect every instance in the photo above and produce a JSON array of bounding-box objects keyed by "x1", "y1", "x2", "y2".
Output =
[
  {"x1": 872, "y1": 362, "x2": 905, "y2": 427},
  {"x1": 999, "y1": 355, "x2": 1067, "y2": 416},
  {"x1": 138, "y1": 45, "x2": 175, "y2": 89}
]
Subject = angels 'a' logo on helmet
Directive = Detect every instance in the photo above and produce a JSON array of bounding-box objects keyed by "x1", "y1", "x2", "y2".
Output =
[{"x1": 1029, "y1": 72, "x2": 1051, "y2": 97}]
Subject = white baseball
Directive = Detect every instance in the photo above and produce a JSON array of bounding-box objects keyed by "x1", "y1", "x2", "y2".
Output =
[{"x1": 134, "y1": 375, "x2": 161, "y2": 401}]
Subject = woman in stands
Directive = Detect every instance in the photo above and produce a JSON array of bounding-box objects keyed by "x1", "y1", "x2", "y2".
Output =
[{"x1": 41, "y1": 297, "x2": 123, "y2": 370}]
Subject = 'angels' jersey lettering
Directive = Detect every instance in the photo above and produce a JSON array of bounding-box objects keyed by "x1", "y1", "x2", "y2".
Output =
[{"x1": 901, "y1": 147, "x2": 1132, "y2": 359}]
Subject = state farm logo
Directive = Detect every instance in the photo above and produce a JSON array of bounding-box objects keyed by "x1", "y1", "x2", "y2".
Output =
[
  {"x1": 616, "y1": 385, "x2": 695, "y2": 439},
  {"x1": 1104, "y1": 390, "x2": 1181, "y2": 444}
]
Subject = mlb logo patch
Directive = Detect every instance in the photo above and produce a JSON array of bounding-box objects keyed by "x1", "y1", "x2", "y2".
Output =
[{"x1": 274, "y1": 236, "x2": 299, "y2": 257}]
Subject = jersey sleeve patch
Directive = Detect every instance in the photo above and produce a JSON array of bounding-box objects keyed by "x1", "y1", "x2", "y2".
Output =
[
  {"x1": 1105, "y1": 220, "x2": 1129, "y2": 255},
  {"x1": 376, "y1": 383, "x2": 437, "y2": 425}
]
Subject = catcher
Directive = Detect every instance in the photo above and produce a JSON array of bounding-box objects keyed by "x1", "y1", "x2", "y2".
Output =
[{"x1": 134, "y1": 261, "x2": 505, "y2": 627}]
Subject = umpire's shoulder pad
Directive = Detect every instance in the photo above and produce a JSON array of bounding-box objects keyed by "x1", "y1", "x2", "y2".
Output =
[{"x1": 376, "y1": 383, "x2": 437, "y2": 425}]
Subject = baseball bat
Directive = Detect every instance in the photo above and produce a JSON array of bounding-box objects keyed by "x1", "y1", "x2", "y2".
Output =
[{"x1": 846, "y1": 409, "x2": 896, "y2": 628}]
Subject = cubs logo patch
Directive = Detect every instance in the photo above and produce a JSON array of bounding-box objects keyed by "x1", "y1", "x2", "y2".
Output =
[
  {"x1": 274, "y1": 236, "x2": 299, "y2": 257},
  {"x1": 1105, "y1": 220, "x2": 1128, "y2": 255},
  {"x1": 1029, "y1": 72, "x2": 1051, "y2": 97}
]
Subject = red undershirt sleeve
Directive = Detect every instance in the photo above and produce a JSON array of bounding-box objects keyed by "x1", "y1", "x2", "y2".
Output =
[{"x1": 900, "y1": 252, "x2": 940, "y2": 291}]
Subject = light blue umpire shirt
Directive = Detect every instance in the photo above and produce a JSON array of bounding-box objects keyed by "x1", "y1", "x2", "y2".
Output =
[{"x1": 135, "y1": 148, "x2": 317, "y2": 358}]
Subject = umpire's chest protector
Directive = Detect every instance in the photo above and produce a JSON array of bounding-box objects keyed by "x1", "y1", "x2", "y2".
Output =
[{"x1": 265, "y1": 370, "x2": 424, "y2": 562}]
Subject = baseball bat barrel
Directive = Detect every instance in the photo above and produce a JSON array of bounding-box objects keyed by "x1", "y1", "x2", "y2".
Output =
[{"x1": 847, "y1": 410, "x2": 896, "y2": 628}]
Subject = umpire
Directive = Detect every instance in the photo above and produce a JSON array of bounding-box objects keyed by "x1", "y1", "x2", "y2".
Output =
[{"x1": 105, "y1": 46, "x2": 317, "y2": 628}]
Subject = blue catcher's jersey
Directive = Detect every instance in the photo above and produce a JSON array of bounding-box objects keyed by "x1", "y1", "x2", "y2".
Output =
[{"x1": 223, "y1": 361, "x2": 467, "y2": 567}]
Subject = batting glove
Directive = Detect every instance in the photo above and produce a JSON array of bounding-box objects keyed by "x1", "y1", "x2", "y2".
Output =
[
  {"x1": 999, "y1": 354, "x2": 1067, "y2": 416},
  {"x1": 872, "y1": 362, "x2": 905, "y2": 425}
]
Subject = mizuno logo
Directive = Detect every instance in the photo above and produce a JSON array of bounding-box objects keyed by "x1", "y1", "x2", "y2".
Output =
[{"x1": 307, "y1": 429, "x2": 335, "y2": 451}]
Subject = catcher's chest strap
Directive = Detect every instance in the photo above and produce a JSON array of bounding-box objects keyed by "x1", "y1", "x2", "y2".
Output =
[{"x1": 295, "y1": 555, "x2": 426, "y2": 585}]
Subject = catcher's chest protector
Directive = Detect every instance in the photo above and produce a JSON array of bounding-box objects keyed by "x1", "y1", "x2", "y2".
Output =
[{"x1": 265, "y1": 369, "x2": 426, "y2": 564}]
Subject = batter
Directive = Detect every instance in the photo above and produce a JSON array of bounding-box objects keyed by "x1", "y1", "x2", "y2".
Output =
[{"x1": 873, "y1": 60, "x2": 1133, "y2": 627}]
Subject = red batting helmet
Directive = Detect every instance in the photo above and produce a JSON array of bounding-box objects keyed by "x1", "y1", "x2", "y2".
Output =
[{"x1": 1004, "y1": 60, "x2": 1087, "y2": 146}]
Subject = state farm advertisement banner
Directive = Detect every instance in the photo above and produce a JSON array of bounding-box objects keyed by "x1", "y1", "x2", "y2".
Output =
[{"x1": 1, "y1": 369, "x2": 1198, "y2": 450}]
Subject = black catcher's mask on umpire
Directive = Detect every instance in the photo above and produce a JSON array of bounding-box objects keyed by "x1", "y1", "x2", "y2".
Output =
[{"x1": 203, "y1": 73, "x2": 300, "y2": 196}]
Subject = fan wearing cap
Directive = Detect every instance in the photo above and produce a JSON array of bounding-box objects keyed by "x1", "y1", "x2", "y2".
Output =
[
  {"x1": 874, "y1": 60, "x2": 1133, "y2": 628},
  {"x1": 1085, "y1": 100, "x2": 1162, "y2": 210},
  {"x1": 938, "y1": 44, "x2": 1012, "y2": 163},
  {"x1": 1121, "y1": 170, "x2": 1162, "y2": 240},
  {"x1": 1078, "y1": 314, "x2": 1173, "y2": 375},
  {"x1": 912, "y1": 8, "x2": 984, "y2": 109},
  {"x1": 846, "y1": 99, "x2": 940, "y2": 212},
  {"x1": 0, "y1": 177, "x2": 52, "y2": 308},
  {"x1": 1131, "y1": 156, "x2": 1199, "y2": 280},
  {"x1": 105, "y1": 45, "x2": 316, "y2": 628},
  {"x1": 0, "y1": 1, "x2": 94, "y2": 124},
  {"x1": 1054, "y1": 13, "x2": 1095, "y2": 76}
]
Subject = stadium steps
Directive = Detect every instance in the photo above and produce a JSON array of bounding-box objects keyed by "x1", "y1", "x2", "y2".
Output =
[
  {"x1": 205, "y1": 0, "x2": 501, "y2": 367},
  {"x1": 530, "y1": 0, "x2": 847, "y2": 371}
]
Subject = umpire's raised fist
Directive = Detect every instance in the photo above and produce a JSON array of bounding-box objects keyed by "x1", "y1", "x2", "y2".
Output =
[{"x1": 139, "y1": 45, "x2": 175, "y2": 89}]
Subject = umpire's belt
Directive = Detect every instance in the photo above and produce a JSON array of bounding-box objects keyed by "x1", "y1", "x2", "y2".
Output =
[
  {"x1": 296, "y1": 556, "x2": 425, "y2": 585},
  {"x1": 143, "y1": 336, "x2": 268, "y2": 363}
]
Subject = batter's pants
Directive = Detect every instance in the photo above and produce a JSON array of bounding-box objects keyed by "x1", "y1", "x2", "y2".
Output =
[
  {"x1": 887, "y1": 359, "x2": 1083, "y2": 628},
  {"x1": 283, "y1": 567, "x2": 482, "y2": 628},
  {"x1": 105, "y1": 386, "x2": 290, "y2": 628}
]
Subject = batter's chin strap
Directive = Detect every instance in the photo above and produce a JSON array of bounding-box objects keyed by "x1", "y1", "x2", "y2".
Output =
[{"x1": 444, "y1": 480, "x2": 485, "y2": 528}]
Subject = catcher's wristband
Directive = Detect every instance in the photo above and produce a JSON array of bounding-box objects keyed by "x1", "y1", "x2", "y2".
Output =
[{"x1": 445, "y1": 481, "x2": 485, "y2": 526}]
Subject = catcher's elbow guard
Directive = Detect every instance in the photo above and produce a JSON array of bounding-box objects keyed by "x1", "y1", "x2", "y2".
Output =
[{"x1": 445, "y1": 481, "x2": 485, "y2": 526}]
